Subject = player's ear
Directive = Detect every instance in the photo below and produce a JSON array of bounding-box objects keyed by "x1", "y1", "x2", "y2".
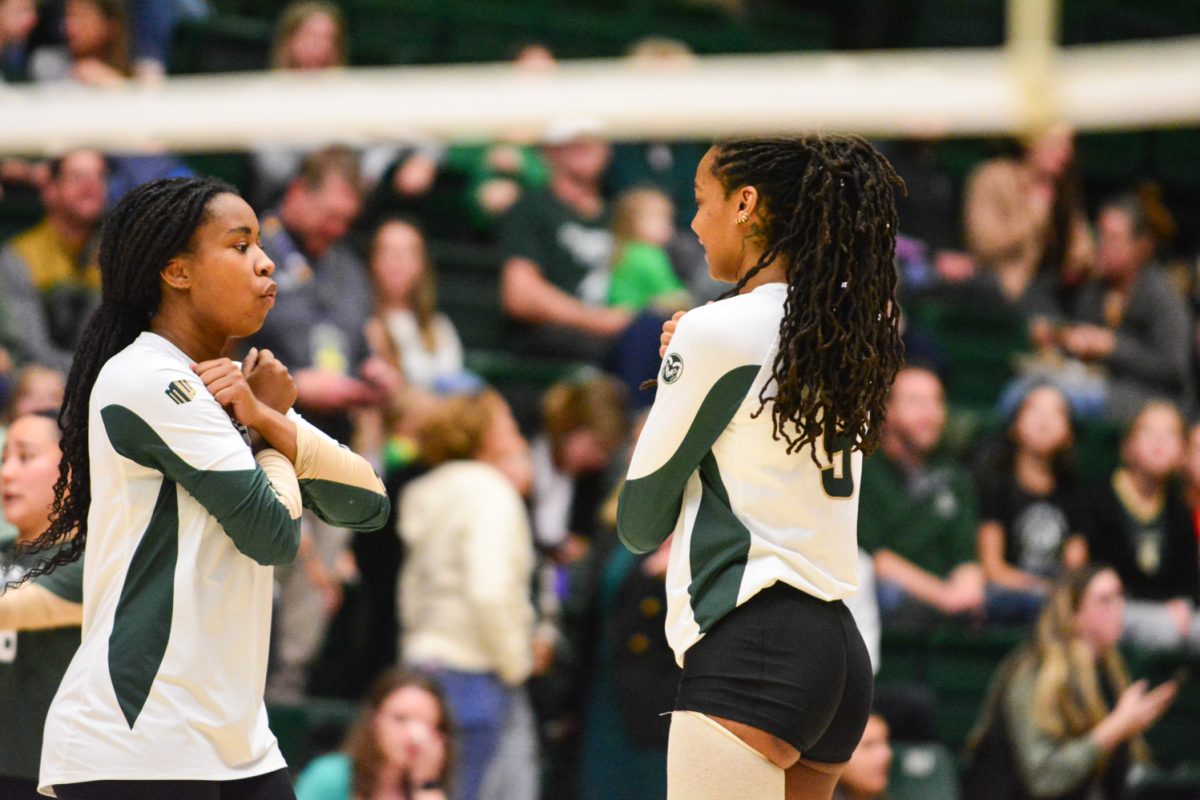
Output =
[{"x1": 161, "y1": 255, "x2": 192, "y2": 291}]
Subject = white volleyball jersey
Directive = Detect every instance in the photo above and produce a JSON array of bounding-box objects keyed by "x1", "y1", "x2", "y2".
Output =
[
  {"x1": 40, "y1": 332, "x2": 388, "y2": 794},
  {"x1": 617, "y1": 283, "x2": 862, "y2": 665}
]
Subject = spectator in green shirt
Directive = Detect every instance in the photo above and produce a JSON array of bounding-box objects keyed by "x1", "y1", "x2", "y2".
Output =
[
  {"x1": 607, "y1": 188, "x2": 692, "y2": 315},
  {"x1": 857, "y1": 365, "x2": 986, "y2": 626}
]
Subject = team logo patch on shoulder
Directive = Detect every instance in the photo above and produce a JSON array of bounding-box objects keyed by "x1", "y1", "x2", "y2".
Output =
[
  {"x1": 165, "y1": 380, "x2": 198, "y2": 405},
  {"x1": 661, "y1": 353, "x2": 684, "y2": 384}
]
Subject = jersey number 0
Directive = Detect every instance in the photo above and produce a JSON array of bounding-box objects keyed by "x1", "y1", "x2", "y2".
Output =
[{"x1": 821, "y1": 420, "x2": 855, "y2": 499}]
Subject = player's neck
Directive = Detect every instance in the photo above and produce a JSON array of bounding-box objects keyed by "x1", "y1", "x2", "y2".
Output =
[
  {"x1": 736, "y1": 258, "x2": 787, "y2": 294},
  {"x1": 150, "y1": 311, "x2": 227, "y2": 363}
]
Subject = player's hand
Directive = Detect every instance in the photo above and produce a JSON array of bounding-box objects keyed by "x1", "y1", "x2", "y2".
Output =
[
  {"x1": 193, "y1": 358, "x2": 268, "y2": 430},
  {"x1": 242, "y1": 347, "x2": 297, "y2": 415},
  {"x1": 659, "y1": 310, "x2": 686, "y2": 358}
]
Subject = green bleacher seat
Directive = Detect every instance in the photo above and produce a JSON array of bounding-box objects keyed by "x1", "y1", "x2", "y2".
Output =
[
  {"x1": 1076, "y1": 131, "x2": 1150, "y2": 194},
  {"x1": 170, "y1": 15, "x2": 274, "y2": 74},
  {"x1": 183, "y1": 152, "x2": 253, "y2": 194},
  {"x1": 1073, "y1": 417, "x2": 1123, "y2": 484},
  {"x1": 888, "y1": 741, "x2": 961, "y2": 800},
  {"x1": 1151, "y1": 128, "x2": 1200, "y2": 192},
  {"x1": 266, "y1": 698, "x2": 358, "y2": 771},
  {"x1": 0, "y1": 191, "x2": 42, "y2": 242},
  {"x1": 907, "y1": 288, "x2": 1031, "y2": 411}
]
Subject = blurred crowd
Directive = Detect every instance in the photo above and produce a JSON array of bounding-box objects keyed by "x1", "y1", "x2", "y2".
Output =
[{"x1": 2, "y1": 2, "x2": 1200, "y2": 800}]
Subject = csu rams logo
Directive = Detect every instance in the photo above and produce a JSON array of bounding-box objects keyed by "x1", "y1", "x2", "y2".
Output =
[
  {"x1": 661, "y1": 353, "x2": 684, "y2": 384},
  {"x1": 165, "y1": 380, "x2": 198, "y2": 405}
]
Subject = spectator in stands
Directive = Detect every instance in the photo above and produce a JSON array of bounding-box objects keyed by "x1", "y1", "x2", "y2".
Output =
[
  {"x1": 0, "y1": 149, "x2": 106, "y2": 373},
  {"x1": 858, "y1": 365, "x2": 986, "y2": 626},
  {"x1": 975, "y1": 381, "x2": 1086, "y2": 623},
  {"x1": 574, "y1": 503, "x2": 676, "y2": 800},
  {"x1": 365, "y1": 219, "x2": 465, "y2": 393},
  {"x1": 252, "y1": 147, "x2": 400, "y2": 702},
  {"x1": 498, "y1": 120, "x2": 629, "y2": 364},
  {"x1": 29, "y1": 0, "x2": 132, "y2": 86},
  {"x1": 127, "y1": 0, "x2": 209, "y2": 82},
  {"x1": 609, "y1": 38, "x2": 713, "y2": 300},
  {"x1": 0, "y1": 364, "x2": 64, "y2": 544},
  {"x1": 1183, "y1": 420, "x2": 1200, "y2": 539},
  {"x1": 964, "y1": 124, "x2": 1092, "y2": 307},
  {"x1": 532, "y1": 375, "x2": 630, "y2": 560},
  {"x1": 832, "y1": 713, "x2": 892, "y2": 800},
  {"x1": 253, "y1": 3, "x2": 409, "y2": 209},
  {"x1": 1053, "y1": 189, "x2": 1193, "y2": 421},
  {"x1": 1075, "y1": 401, "x2": 1200, "y2": 652},
  {"x1": 881, "y1": 138, "x2": 976, "y2": 291},
  {"x1": 607, "y1": 188, "x2": 692, "y2": 315},
  {"x1": 399, "y1": 389, "x2": 537, "y2": 800},
  {"x1": 963, "y1": 565, "x2": 1177, "y2": 800},
  {"x1": 431, "y1": 45, "x2": 557, "y2": 231},
  {"x1": 3, "y1": 365, "x2": 64, "y2": 423},
  {"x1": 252, "y1": 146, "x2": 397, "y2": 441},
  {"x1": 295, "y1": 670, "x2": 452, "y2": 800},
  {"x1": 271, "y1": 0, "x2": 345, "y2": 71},
  {"x1": 0, "y1": 409, "x2": 81, "y2": 799},
  {"x1": 0, "y1": 0, "x2": 37, "y2": 81}
]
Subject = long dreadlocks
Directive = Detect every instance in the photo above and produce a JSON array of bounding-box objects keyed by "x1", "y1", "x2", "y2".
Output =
[
  {"x1": 710, "y1": 135, "x2": 905, "y2": 460},
  {"x1": 19, "y1": 177, "x2": 237, "y2": 582}
]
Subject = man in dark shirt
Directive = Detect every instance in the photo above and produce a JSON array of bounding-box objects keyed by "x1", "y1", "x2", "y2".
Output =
[{"x1": 499, "y1": 122, "x2": 631, "y2": 364}]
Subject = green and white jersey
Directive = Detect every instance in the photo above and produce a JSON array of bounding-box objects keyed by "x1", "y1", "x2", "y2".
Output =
[
  {"x1": 40, "y1": 332, "x2": 389, "y2": 794},
  {"x1": 618, "y1": 283, "x2": 862, "y2": 665}
]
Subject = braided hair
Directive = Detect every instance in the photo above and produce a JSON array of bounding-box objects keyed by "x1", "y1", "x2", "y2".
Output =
[
  {"x1": 19, "y1": 177, "x2": 237, "y2": 581},
  {"x1": 710, "y1": 135, "x2": 905, "y2": 460}
]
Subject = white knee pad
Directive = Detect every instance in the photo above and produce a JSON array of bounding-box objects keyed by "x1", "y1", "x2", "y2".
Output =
[{"x1": 667, "y1": 711, "x2": 785, "y2": 800}]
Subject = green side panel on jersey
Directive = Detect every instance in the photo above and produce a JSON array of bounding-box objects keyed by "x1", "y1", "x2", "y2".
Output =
[
  {"x1": 101, "y1": 404, "x2": 301, "y2": 566},
  {"x1": 299, "y1": 478, "x2": 390, "y2": 531},
  {"x1": 617, "y1": 364, "x2": 760, "y2": 554},
  {"x1": 37, "y1": 554, "x2": 85, "y2": 603},
  {"x1": 689, "y1": 451, "x2": 752, "y2": 632},
  {"x1": 108, "y1": 477, "x2": 178, "y2": 728}
]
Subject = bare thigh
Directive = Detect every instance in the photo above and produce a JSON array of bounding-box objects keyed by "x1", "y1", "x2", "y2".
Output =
[
  {"x1": 784, "y1": 758, "x2": 847, "y2": 800},
  {"x1": 708, "y1": 715, "x2": 799, "y2": 770}
]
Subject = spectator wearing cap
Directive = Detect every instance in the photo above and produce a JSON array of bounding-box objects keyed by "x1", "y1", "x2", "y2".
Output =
[{"x1": 498, "y1": 120, "x2": 631, "y2": 365}]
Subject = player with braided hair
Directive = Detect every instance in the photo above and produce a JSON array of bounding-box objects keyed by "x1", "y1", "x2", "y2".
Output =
[
  {"x1": 618, "y1": 135, "x2": 904, "y2": 800},
  {"x1": 24, "y1": 177, "x2": 388, "y2": 799}
]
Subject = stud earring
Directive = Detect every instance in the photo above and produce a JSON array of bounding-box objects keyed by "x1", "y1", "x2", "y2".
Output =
[{"x1": 736, "y1": 211, "x2": 749, "y2": 224}]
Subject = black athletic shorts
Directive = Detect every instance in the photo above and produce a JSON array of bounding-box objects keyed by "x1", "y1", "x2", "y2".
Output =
[
  {"x1": 674, "y1": 581, "x2": 873, "y2": 764},
  {"x1": 53, "y1": 768, "x2": 296, "y2": 800}
]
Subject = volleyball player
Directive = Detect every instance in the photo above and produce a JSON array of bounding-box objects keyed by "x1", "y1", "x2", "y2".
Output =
[
  {"x1": 617, "y1": 136, "x2": 904, "y2": 800},
  {"x1": 20, "y1": 177, "x2": 389, "y2": 799}
]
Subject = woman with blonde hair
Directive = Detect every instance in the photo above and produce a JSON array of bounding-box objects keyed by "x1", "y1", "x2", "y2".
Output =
[
  {"x1": 964, "y1": 565, "x2": 1178, "y2": 799},
  {"x1": 398, "y1": 390, "x2": 536, "y2": 800}
]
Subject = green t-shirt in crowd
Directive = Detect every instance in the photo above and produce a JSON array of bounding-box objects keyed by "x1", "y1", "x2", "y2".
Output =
[
  {"x1": 498, "y1": 188, "x2": 613, "y2": 306},
  {"x1": 857, "y1": 453, "x2": 979, "y2": 578},
  {"x1": 0, "y1": 542, "x2": 83, "y2": 780},
  {"x1": 607, "y1": 241, "x2": 685, "y2": 311}
]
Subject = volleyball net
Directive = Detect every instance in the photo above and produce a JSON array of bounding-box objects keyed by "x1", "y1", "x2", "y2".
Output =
[{"x1": 2, "y1": 33, "x2": 1199, "y2": 156}]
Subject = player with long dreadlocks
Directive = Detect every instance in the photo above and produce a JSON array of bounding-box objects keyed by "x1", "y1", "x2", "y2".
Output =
[{"x1": 617, "y1": 135, "x2": 905, "y2": 800}]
